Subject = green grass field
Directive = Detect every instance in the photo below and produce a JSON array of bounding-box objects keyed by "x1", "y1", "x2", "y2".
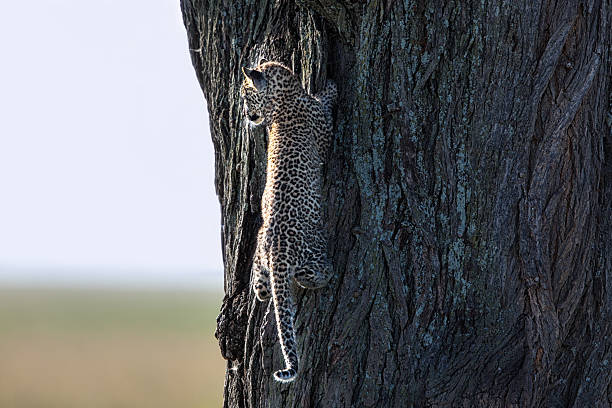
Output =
[{"x1": 0, "y1": 287, "x2": 225, "y2": 408}]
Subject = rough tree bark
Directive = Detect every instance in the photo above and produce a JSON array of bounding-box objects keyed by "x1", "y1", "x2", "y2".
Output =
[{"x1": 180, "y1": 1, "x2": 611, "y2": 406}]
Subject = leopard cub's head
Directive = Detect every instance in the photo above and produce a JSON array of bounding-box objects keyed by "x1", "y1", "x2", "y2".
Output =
[
  {"x1": 241, "y1": 66, "x2": 266, "y2": 125},
  {"x1": 240, "y1": 61, "x2": 301, "y2": 126}
]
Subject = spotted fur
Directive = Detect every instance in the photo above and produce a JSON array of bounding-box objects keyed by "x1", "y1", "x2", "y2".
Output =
[{"x1": 241, "y1": 61, "x2": 337, "y2": 383}]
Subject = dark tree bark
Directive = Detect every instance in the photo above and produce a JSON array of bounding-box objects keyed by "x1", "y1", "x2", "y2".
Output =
[{"x1": 180, "y1": 1, "x2": 611, "y2": 406}]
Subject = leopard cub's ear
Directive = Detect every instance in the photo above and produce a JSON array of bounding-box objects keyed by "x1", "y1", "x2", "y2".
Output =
[
  {"x1": 257, "y1": 57, "x2": 269, "y2": 66},
  {"x1": 242, "y1": 67, "x2": 267, "y2": 92}
]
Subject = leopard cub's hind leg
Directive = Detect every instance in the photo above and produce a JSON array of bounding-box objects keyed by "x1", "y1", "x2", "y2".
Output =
[
  {"x1": 294, "y1": 258, "x2": 332, "y2": 289},
  {"x1": 252, "y1": 242, "x2": 271, "y2": 301},
  {"x1": 294, "y1": 235, "x2": 332, "y2": 289}
]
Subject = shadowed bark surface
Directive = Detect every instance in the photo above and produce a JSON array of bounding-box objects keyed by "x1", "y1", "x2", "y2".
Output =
[{"x1": 180, "y1": 1, "x2": 612, "y2": 406}]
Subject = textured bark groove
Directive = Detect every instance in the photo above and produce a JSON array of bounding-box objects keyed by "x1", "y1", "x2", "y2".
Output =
[{"x1": 181, "y1": 1, "x2": 611, "y2": 407}]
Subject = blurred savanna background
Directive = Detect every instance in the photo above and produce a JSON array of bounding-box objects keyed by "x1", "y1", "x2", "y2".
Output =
[
  {"x1": 0, "y1": 287, "x2": 224, "y2": 407},
  {"x1": 0, "y1": 1, "x2": 224, "y2": 407}
]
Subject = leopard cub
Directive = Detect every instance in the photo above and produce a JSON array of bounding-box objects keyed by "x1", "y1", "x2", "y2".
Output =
[{"x1": 241, "y1": 61, "x2": 337, "y2": 383}]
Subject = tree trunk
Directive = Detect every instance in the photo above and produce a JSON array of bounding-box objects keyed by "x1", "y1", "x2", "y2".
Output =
[{"x1": 180, "y1": 1, "x2": 611, "y2": 406}]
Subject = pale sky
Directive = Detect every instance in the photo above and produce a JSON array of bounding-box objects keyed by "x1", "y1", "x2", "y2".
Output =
[{"x1": 0, "y1": 1, "x2": 223, "y2": 287}]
